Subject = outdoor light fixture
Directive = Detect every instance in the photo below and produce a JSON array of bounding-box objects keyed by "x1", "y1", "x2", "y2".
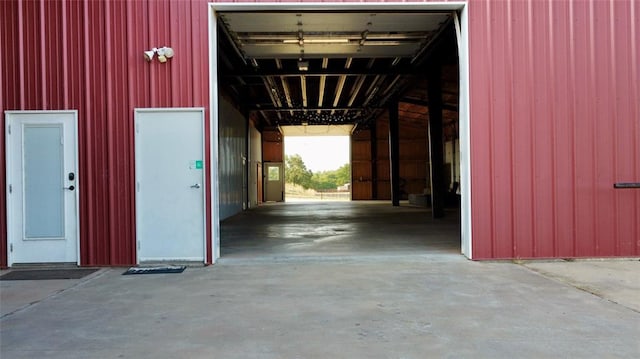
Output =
[
  {"x1": 143, "y1": 50, "x2": 155, "y2": 61},
  {"x1": 143, "y1": 47, "x2": 175, "y2": 63}
]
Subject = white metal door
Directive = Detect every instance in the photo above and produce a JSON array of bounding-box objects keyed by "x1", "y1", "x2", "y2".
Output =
[
  {"x1": 135, "y1": 108, "x2": 205, "y2": 262},
  {"x1": 5, "y1": 111, "x2": 79, "y2": 265},
  {"x1": 264, "y1": 162, "x2": 283, "y2": 202}
]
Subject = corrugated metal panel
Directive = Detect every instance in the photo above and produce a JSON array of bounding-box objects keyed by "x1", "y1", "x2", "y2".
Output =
[
  {"x1": 1, "y1": 0, "x2": 211, "y2": 266},
  {"x1": 469, "y1": 0, "x2": 639, "y2": 259},
  {"x1": 0, "y1": 0, "x2": 9, "y2": 268}
]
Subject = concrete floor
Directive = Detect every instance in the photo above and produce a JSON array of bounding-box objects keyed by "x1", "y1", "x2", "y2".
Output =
[
  {"x1": 1, "y1": 201, "x2": 639, "y2": 358},
  {"x1": 221, "y1": 201, "x2": 461, "y2": 259}
]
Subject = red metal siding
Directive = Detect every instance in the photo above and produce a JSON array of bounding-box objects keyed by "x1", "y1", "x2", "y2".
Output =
[
  {"x1": 1, "y1": 0, "x2": 211, "y2": 266},
  {"x1": 469, "y1": 0, "x2": 639, "y2": 259}
]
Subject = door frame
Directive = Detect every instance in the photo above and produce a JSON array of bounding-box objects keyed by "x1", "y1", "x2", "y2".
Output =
[
  {"x1": 5, "y1": 110, "x2": 81, "y2": 267},
  {"x1": 133, "y1": 108, "x2": 207, "y2": 264},
  {"x1": 209, "y1": 1, "x2": 472, "y2": 259}
]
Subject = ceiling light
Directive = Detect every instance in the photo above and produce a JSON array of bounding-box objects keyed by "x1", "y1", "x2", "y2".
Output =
[
  {"x1": 297, "y1": 60, "x2": 309, "y2": 71},
  {"x1": 283, "y1": 38, "x2": 349, "y2": 44},
  {"x1": 305, "y1": 38, "x2": 349, "y2": 44}
]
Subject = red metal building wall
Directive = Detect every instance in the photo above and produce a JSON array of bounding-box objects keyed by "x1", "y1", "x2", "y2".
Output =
[
  {"x1": 468, "y1": 0, "x2": 639, "y2": 258},
  {"x1": 0, "y1": 0, "x2": 212, "y2": 266},
  {"x1": 2, "y1": 0, "x2": 638, "y2": 264}
]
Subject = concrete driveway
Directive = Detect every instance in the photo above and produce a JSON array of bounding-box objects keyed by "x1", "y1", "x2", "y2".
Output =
[{"x1": 1, "y1": 256, "x2": 638, "y2": 358}]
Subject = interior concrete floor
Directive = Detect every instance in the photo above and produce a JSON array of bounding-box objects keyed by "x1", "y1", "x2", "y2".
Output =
[{"x1": 221, "y1": 201, "x2": 461, "y2": 260}]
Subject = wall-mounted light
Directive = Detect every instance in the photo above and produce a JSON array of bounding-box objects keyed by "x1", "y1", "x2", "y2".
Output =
[
  {"x1": 143, "y1": 50, "x2": 155, "y2": 61},
  {"x1": 143, "y1": 47, "x2": 175, "y2": 63}
]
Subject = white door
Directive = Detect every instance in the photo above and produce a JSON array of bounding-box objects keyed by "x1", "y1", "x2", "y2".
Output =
[
  {"x1": 264, "y1": 162, "x2": 283, "y2": 202},
  {"x1": 135, "y1": 108, "x2": 205, "y2": 262},
  {"x1": 5, "y1": 111, "x2": 79, "y2": 266}
]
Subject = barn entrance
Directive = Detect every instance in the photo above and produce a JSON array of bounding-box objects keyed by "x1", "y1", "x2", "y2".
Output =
[{"x1": 209, "y1": 2, "x2": 471, "y2": 261}]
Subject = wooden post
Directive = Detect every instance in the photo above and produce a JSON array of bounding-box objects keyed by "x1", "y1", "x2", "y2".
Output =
[{"x1": 371, "y1": 122, "x2": 378, "y2": 199}]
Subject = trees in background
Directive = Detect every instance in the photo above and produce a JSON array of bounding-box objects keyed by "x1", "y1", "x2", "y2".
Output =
[
  {"x1": 285, "y1": 154, "x2": 350, "y2": 191},
  {"x1": 311, "y1": 163, "x2": 351, "y2": 190},
  {"x1": 285, "y1": 154, "x2": 313, "y2": 189}
]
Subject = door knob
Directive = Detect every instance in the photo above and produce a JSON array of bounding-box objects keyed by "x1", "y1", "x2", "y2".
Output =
[
  {"x1": 64, "y1": 185, "x2": 75, "y2": 191},
  {"x1": 190, "y1": 184, "x2": 201, "y2": 189}
]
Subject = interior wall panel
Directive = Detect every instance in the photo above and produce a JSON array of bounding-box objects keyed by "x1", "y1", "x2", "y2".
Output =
[
  {"x1": 219, "y1": 97, "x2": 247, "y2": 221},
  {"x1": 1, "y1": 0, "x2": 211, "y2": 266}
]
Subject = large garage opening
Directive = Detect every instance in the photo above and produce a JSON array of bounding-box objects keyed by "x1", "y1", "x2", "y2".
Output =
[{"x1": 211, "y1": 3, "x2": 471, "y2": 261}]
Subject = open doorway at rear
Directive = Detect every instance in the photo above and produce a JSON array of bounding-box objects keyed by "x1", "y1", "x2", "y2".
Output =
[{"x1": 283, "y1": 126, "x2": 351, "y2": 202}]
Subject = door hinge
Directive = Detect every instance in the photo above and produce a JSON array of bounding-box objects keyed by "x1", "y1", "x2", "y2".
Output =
[
  {"x1": 135, "y1": 123, "x2": 140, "y2": 133},
  {"x1": 136, "y1": 182, "x2": 140, "y2": 192},
  {"x1": 8, "y1": 184, "x2": 11, "y2": 194},
  {"x1": 137, "y1": 241, "x2": 140, "y2": 250},
  {"x1": 7, "y1": 124, "x2": 11, "y2": 135},
  {"x1": 10, "y1": 243, "x2": 13, "y2": 252}
]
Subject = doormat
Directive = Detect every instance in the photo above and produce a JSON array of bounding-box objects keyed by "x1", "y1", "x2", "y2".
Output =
[
  {"x1": 122, "y1": 265, "x2": 186, "y2": 275},
  {"x1": 0, "y1": 268, "x2": 99, "y2": 281}
]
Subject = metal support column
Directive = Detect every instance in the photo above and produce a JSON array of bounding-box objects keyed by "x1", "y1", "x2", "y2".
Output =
[
  {"x1": 428, "y1": 63, "x2": 445, "y2": 218},
  {"x1": 243, "y1": 109, "x2": 251, "y2": 211},
  {"x1": 388, "y1": 101, "x2": 400, "y2": 206},
  {"x1": 371, "y1": 122, "x2": 378, "y2": 199}
]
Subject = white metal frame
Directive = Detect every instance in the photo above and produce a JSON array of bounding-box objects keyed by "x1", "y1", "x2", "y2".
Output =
[
  {"x1": 4, "y1": 110, "x2": 81, "y2": 266},
  {"x1": 208, "y1": 2, "x2": 473, "y2": 259},
  {"x1": 133, "y1": 107, "x2": 208, "y2": 264}
]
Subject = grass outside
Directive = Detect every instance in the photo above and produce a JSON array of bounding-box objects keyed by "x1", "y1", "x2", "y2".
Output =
[{"x1": 285, "y1": 183, "x2": 350, "y2": 201}]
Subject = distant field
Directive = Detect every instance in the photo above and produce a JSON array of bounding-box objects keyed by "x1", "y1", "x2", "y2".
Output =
[{"x1": 285, "y1": 183, "x2": 350, "y2": 201}]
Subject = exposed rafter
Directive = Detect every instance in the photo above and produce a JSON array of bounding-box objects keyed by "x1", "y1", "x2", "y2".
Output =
[{"x1": 216, "y1": 11, "x2": 457, "y2": 128}]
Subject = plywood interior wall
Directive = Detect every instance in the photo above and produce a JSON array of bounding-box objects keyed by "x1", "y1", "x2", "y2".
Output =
[
  {"x1": 351, "y1": 108, "x2": 430, "y2": 201},
  {"x1": 351, "y1": 129, "x2": 373, "y2": 200},
  {"x1": 262, "y1": 130, "x2": 283, "y2": 162}
]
